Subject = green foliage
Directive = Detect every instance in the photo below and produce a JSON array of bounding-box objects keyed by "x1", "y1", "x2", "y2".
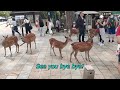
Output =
[
  {"x1": 0, "y1": 11, "x2": 11, "y2": 17},
  {"x1": 39, "y1": 11, "x2": 48, "y2": 19}
]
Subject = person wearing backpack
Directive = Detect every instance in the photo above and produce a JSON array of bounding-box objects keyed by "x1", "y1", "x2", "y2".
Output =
[
  {"x1": 39, "y1": 15, "x2": 44, "y2": 36},
  {"x1": 107, "y1": 15, "x2": 116, "y2": 42}
]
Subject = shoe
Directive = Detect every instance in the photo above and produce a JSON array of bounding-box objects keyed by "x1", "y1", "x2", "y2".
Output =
[
  {"x1": 116, "y1": 51, "x2": 119, "y2": 56},
  {"x1": 112, "y1": 40, "x2": 114, "y2": 42},
  {"x1": 108, "y1": 40, "x2": 110, "y2": 42},
  {"x1": 98, "y1": 42, "x2": 101, "y2": 45},
  {"x1": 100, "y1": 43, "x2": 104, "y2": 46}
]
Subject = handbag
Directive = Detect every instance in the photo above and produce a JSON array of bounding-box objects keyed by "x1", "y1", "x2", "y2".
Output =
[{"x1": 29, "y1": 23, "x2": 33, "y2": 30}]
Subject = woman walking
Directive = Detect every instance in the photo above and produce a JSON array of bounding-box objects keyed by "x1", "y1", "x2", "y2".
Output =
[
  {"x1": 97, "y1": 15, "x2": 106, "y2": 46},
  {"x1": 38, "y1": 15, "x2": 44, "y2": 36}
]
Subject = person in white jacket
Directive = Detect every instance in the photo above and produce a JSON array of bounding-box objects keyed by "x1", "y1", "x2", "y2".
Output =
[{"x1": 48, "y1": 18, "x2": 54, "y2": 35}]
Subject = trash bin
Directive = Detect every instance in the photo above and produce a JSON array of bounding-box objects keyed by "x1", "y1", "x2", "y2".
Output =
[{"x1": 83, "y1": 65, "x2": 95, "y2": 79}]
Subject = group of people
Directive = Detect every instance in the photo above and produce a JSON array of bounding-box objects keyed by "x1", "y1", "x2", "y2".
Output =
[
  {"x1": 7, "y1": 17, "x2": 32, "y2": 37},
  {"x1": 35, "y1": 16, "x2": 54, "y2": 37},
  {"x1": 74, "y1": 11, "x2": 120, "y2": 46}
]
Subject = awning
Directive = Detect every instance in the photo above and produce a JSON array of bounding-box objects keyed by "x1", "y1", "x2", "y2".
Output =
[
  {"x1": 75, "y1": 11, "x2": 99, "y2": 14},
  {"x1": 112, "y1": 11, "x2": 120, "y2": 15}
]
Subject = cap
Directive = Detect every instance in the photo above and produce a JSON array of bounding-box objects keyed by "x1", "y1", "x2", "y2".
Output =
[{"x1": 99, "y1": 15, "x2": 104, "y2": 18}]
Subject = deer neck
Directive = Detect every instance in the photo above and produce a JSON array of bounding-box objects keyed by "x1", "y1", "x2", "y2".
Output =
[
  {"x1": 63, "y1": 39, "x2": 69, "y2": 46},
  {"x1": 86, "y1": 38, "x2": 93, "y2": 43}
]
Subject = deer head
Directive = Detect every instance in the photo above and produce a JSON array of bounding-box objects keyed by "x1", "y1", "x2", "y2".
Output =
[
  {"x1": 3, "y1": 35, "x2": 8, "y2": 39},
  {"x1": 64, "y1": 35, "x2": 72, "y2": 42}
]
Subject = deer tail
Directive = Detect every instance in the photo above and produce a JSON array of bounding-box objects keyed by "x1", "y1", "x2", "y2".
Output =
[{"x1": 20, "y1": 42, "x2": 25, "y2": 46}]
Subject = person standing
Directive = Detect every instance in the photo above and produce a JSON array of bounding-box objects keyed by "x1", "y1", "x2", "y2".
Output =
[
  {"x1": 23, "y1": 17, "x2": 32, "y2": 35},
  {"x1": 38, "y1": 15, "x2": 44, "y2": 36},
  {"x1": 75, "y1": 11, "x2": 85, "y2": 42},
  {"x1": 55, "y1": 18, "x2": 60, "y2": 32},
  {"x1": 98, "y1": 15, "x2": 106, "y2": 46},
  {"x1": 107, "y1": 14, "x2": 116, "y2": 42}
]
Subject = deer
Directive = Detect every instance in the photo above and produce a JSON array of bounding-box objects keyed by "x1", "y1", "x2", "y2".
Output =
[
  {"x1": 2, "y1": 35, "x2": 19, "y2": 57},
  {"x1": 70, "y1": 29, "x2": 96, "y2": 63},
  {"x1": 49, "y1": 35, "x2": 72, "y2": 59},
  {"x1": 69, "y1": 28, "x2": 79, "y2": 37},
  {"x1": 20, "y1": 33, "x2": 36, "y2": 54}
]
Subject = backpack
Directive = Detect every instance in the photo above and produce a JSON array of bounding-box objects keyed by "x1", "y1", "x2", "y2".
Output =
[{"x1": 109, "y1": 18, "x2": 116, "y2": 28}]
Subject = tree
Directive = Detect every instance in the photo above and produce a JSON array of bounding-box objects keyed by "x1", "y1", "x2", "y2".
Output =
[
  {"x1": 65, "y1": 11, "x2": 74, "y2": 32},
  {"x1": 0, "y1": 11, "x2": 11, "y2": 17}
]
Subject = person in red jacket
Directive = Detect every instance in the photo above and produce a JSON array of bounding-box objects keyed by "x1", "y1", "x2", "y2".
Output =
[{"x1": 116, "y1": 26, "x2": 120, "y2": 55}]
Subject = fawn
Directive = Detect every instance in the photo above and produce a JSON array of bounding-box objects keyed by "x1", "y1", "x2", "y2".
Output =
[
  {"x1": 70, "y1": 29, "x2": 96, "y2": 63},
  {"x1": 2, "y1": 35, "x2": 19, "y2": 57},
  {"x1": 49, "y1": 35, "x2": 72, "y2": 59},
  {"x1": 69, "y1": 28, "x2": 79, "y2": 38},
  {"x1": 20, "y1": 33, "x2": 36, "y2": 54}
]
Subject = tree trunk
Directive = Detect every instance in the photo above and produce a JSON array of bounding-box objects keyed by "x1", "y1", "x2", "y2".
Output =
[{"x1": 65, "y1": 11, "x2": 74, "y2": 32}]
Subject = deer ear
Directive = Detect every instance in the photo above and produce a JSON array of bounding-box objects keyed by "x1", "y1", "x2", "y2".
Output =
[{"x1": 65, "y1": 36, "x2": 67, "y2": 38}]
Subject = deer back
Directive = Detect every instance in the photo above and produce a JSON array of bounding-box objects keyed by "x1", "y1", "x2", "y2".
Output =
[
  {"x1": 23, "y1": 33, "x2": 36, "y2": 44},
  {"x1": 71, "y1": 42, "x2": 93, "y2": 52},
  {"x1": 2, "y1": 36, "x2": 18, "y2": 48}
]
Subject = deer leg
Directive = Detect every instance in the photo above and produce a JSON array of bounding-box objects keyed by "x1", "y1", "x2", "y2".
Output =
[
  {"x1": 88, "y1": 51, "x2": 91, "y2": 62},
  {"x1": 52, "y1": 47, "x2": 56, "y2": 56},
  {"x1": 4, "y1": 47, "x2": 6, "y2": 57},
  {"x1": 30, "y1": 43, "x2": 32, "y2": 54},
  {"x1": 34, "y1": 40, "x2": 36, "y2": 49},
  {"x1": 9, "y1": 46, "x2": 12, "y2": 57},
  {"x1": 18, "y1": 44, "x2": 19, "y2": 53},
  {"x1": 59, "y1": 49, "x2": 63, "y2": 59},
  {"x1": 50, "y1": 45, "x2": 52, "y2": 56},
  {"x1": 85, "y1": 51, "x2": 88, "y2": 61},
  {"x1": 70, "y1": 50, "x2": 74, "y2": 63},
  {"x1": 74, "y1": 51, "x2": 80, "y2": 63},
  {"x1": 26, "y1": 44, "x2": 28, "y2": 53}
]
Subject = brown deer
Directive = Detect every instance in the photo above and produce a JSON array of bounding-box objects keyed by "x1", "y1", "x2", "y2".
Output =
[
  {"x1": 20, "y1": 33, "x2": 36, "y2": 54},
  {"x1": 70, "y1": 29, "x2": 96, "y2": 63},
  {"x1": 69, "y1": 28, "x2": 79, "y2": 37},
  {"x1": 49, "y1": 35, "x2": 72, "y2": 59},
  {"x1": 2, "y1": 35, "x2": 19, "y2": 57}
]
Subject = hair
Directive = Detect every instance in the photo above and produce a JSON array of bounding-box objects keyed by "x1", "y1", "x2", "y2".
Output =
[
  {"x1": 39, "y1": 15, "x2": 43, "y2": 22},
  {"x1": 24, "y1": 17, "x2": 28, "y2": 20},
  {"x1": 12, "y1": 18, "x2": 15, "y2": 21},
  {"x1": 48, "y1": 17, "x2": 51, "y2": 22},
  {"x1": 80, "y1": 11, "x2": 83, "y2": 14}
]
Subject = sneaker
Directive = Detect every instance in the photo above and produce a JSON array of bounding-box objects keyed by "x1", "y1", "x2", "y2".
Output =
[
  {"x1": 98, "y1": 42, "x2": 101, "y2": 45},
  {"x1": 112, "y1": 40, "x2": 114, "y2": 42},
  {"x1": 116, "y1": 51, "x2": 119, "y2": 56},
  {"x1": 100, "y1": 43, "x2": 104, "y2": 46}
]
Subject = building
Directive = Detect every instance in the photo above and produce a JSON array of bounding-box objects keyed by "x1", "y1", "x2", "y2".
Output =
[{"x1": 10, "y1": 11, "x2": 42, "y2": 23}]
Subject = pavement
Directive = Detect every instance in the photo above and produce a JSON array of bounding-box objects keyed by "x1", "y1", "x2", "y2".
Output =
[{"x1": 0, "y1": 24, "x2": 120, "y2": 79}]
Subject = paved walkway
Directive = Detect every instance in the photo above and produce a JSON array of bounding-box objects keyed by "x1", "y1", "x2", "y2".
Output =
[{"x1": 0, "y1": 24, "x2": 120, "y2": 79}]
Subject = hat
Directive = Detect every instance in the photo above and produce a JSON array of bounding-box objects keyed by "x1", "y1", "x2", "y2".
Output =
[{"x1": 99, "y1": 15, "x2": 104, "y2": 19}]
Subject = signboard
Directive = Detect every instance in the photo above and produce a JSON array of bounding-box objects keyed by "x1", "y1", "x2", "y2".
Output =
[
  {"x1": 15, "y1": 15, "x2": 24, "y2": 20},
  {"x1": 85, "y1": 15, "x2": 92, "y2": 30}
]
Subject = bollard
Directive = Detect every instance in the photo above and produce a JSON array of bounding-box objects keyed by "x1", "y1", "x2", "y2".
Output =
[{"x1": 83, "y1": 65, "x2": 95, "y2": 79}]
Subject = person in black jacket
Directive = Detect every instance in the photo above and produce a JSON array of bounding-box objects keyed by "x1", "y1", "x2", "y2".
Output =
[
  {"x1": 75, "y1": 12, "x2": 85, "y2": 42},
  {"x1": 39, "y1": 15, "x2": 44, "y2": 36}
]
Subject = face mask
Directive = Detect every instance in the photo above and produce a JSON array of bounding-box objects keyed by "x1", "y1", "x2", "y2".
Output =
[{"x1": 110, "y1": 15, "x2": 113, "y2": 18}]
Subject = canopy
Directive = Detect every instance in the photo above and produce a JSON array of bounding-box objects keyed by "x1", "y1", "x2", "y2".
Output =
[
  {"x1": 112, "y1": 11, "x2": 120, "y2": 15},
  {"x1": 75, "y1": 11, "x2": 99, "y2": 15}
]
